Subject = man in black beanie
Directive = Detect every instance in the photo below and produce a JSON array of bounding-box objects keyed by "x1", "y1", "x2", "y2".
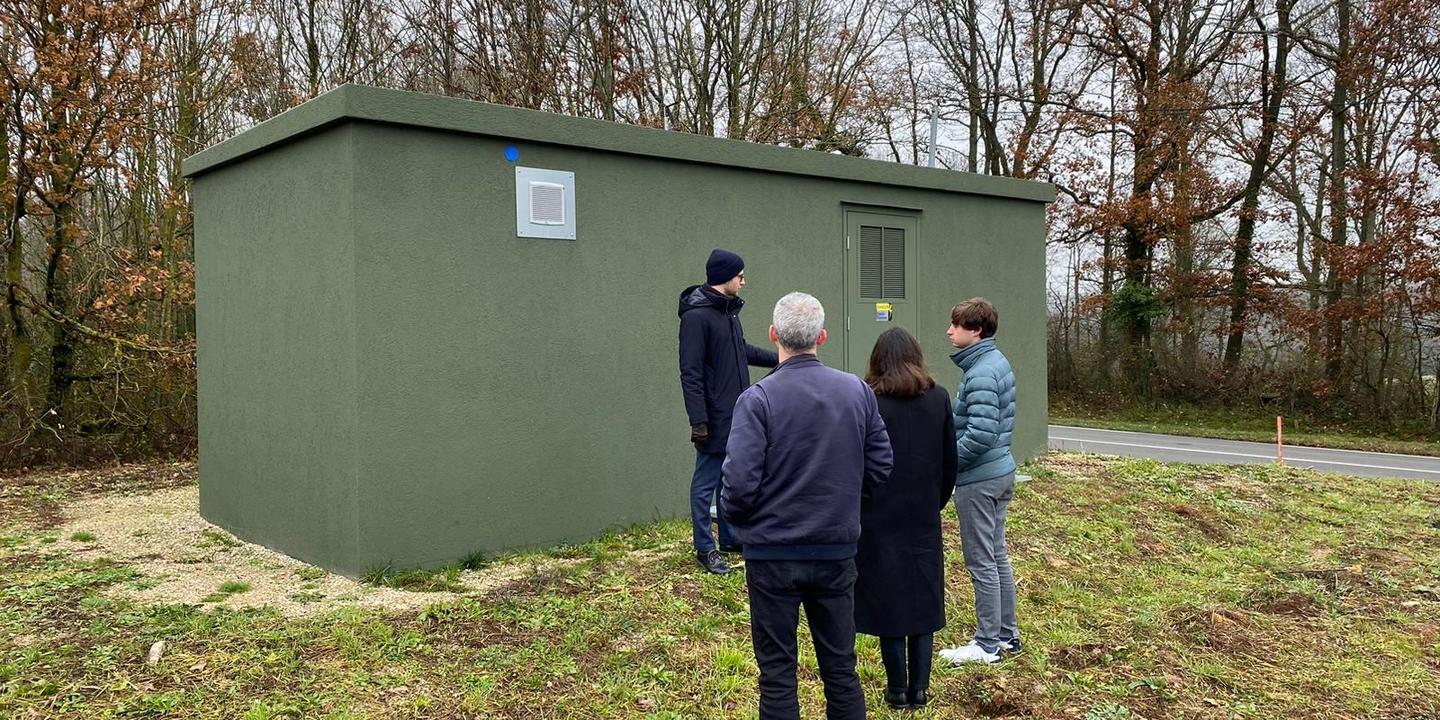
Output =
[{"x1": 678, "y1": 248, "x2": 778, "y2": 574}]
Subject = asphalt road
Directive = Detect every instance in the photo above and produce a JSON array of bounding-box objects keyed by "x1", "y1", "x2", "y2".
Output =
[{"x1": 1048, "y1": 425, "x2": 1440, "y2": 482}]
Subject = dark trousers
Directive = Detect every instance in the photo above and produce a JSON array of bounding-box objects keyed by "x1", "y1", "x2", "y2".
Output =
[
  {"x1": 878, "y1": 634, "x2": 933, "y2": 692},
  {"x1": 745, "y1": 559, "x2": 865, "y2": 720},
  {"x1": 690, "y1": 451, "x2": 736, "y2": 553}
]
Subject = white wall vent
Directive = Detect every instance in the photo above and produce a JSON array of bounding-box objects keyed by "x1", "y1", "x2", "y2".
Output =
[
  {"x1": 529, "y1": 182, "x2": 565, "y2": 225},
  {"x1": 515, "y1": 167, "x2": 576, "y2": 239}
]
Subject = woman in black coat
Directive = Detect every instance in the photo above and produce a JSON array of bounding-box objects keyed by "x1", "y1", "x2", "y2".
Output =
[{"x1": 854, "y1": 326, "x2": 957, "y2": 710}]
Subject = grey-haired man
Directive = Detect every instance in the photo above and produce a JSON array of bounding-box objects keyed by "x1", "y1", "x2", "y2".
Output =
[{"x1": 722, "y1": 292, "x2": 893, "y2": 720}]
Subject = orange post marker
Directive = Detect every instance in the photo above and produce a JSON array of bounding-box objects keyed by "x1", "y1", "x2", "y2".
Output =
[{"x1": 1276, "y1": 415, "x2": 1284, "y2": 465}]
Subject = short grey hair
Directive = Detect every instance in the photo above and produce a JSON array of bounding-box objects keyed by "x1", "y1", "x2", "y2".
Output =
[{"x1": 773, "y1": 292, "x2": 825, "y2": 352}]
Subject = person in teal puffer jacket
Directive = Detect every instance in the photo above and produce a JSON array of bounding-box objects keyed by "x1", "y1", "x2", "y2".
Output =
[{"x1": 937, "y1": 298, "x2": 1021, "y2": 666}]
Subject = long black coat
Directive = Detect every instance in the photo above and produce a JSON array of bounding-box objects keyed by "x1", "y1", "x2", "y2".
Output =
[
  {"x1": 854, "y1": 384, "x2": 957, "y2": 637},
  {"x1": 677, "y1": 285, "x2": 779, "y2": 454}
]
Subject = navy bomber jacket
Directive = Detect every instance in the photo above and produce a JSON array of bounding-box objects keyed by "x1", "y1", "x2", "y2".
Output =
[{"x1": 720, "y1": 354, "x2": 894, "y2": 560}]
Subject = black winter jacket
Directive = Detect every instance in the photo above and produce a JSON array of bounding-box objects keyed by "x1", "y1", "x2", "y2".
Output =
[{"x1": 677, "y1": 285, "x2": 779, "y2": 454}]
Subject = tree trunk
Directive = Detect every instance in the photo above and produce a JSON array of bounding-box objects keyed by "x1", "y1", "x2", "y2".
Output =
[
  {"x1": 42, "y1": 196, "x2": 75, "y2": 415},
  {"x1": 724, "y1": 0, "x2": 743, "y2": 138},
  {"x1": 2, "y1": 133, "x2": 32, "y2": 403},
  {"x1": 596, "y1": 0, "x2": 617, "y2": 121},
  {"x1": 304, "y1": 0, "x2": 322, "y2": 97},
  {"x1": 1324, "y1": 0, "x2": 1350, "y2": 389},
  {"x1": 964, "y1": 0, "x2": 979, "y2": 172},
  {"x1": 1, "y1": 34, "x2": 33, "y2": 405},
  {"x1": 1224, "y1": 0, "x2": 1290, "y2": 370},
  {"x1": 1120, "y1": 123, "x2": 1160, "y2": 392},
  {"x1": 1432, "y1": 353, "x2": 1439, "y2": 431}
]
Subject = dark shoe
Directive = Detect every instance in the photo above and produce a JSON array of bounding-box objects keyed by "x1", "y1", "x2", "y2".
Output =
[
  {"x1": 719, "y1": 543, "x2": 742, "y2": 553},
  {"x1": 696, "y1": 550, "x2": 730, "y2": 574},
  {"x1": 883, "y1": 688, "x2": 910, "y2": 709},
  {"x1": 907, "y1": 688, "x2": 928, "y2": 708},
  {"x1": 999, "y1": 637, "x2": 1023, "y2": 655}
]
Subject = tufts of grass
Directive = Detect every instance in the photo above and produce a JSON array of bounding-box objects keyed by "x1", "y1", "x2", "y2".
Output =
[
  {"x1": 458, "y1": 550, "x2": 489, "y2": 571},
  {"x1": 68, "y1": 531, "x2": 96, "y2": 542},
  {"x1": 218, "y1": 581, "x2": 251, "y2": 595},
  {"x1": 200, "y1": 528, "x2": 242, "y2": 549},
  {"x1": 362, "y1": 565, "x2": 466, "y2": 593},
  {"x1": 294, "y1": 566, "x2": 327, "y2": 582}
]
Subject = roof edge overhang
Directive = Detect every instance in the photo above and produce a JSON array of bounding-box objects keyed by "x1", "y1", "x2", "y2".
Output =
[{"x1": 182, "y1": 84, "x2": 1056, "y2": 204}]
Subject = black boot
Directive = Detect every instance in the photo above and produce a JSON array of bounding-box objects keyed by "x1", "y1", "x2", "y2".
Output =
[
  {"x1": 907, "y1": 633, "x2": 933, "y2": 708},
  {"x1": 696, "y1": 550, "x2": 730, "y2": 574},
  {"x1": 879, "y1": 636, "x2": 910, "y2": 708},
  {"x1": 883, "y1": 687, "x2": 911, "y2": 709},
  {"x1": 906, "y1": 688, "x2": 928, "y2": 708}
]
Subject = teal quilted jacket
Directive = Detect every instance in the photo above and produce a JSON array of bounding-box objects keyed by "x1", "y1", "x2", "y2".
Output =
[{"x1": 950, "y1": 338, "x2": 1017, "y2": 486}]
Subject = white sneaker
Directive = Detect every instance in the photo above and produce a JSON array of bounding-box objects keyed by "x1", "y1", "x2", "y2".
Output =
[{"x1": 939, "y1": 641, "x2": 1001, "y2": 665}]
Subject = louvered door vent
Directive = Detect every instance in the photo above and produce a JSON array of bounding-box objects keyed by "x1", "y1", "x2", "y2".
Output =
[{"x1": 859, "y1": 225, "x2": 906, "y2": 298}]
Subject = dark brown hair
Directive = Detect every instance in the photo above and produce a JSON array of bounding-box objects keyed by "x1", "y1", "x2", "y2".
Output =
[
  {"x1": 866, "y1": 327, "x2": 935, "y2": 397},
  {"x1": 950, "y1": 297, "x2": 998, "y2": 338}
]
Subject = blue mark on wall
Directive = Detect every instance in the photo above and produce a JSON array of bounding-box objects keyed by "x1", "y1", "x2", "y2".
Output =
[{"x1": 504, "y1": 145, "x2": 520, "y2": 163}]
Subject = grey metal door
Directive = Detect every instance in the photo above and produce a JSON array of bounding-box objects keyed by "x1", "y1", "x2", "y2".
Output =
[{"x1": 844, "y1": 210, "x2": 918, "y2": 374}]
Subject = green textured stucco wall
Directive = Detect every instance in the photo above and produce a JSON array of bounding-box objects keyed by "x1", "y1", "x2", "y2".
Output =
[
  {"x1": 187, "y1": 85, "x2": 1052, "y2": 575},
  {"x1": 193, "y1": 126, "x2": 361, "y2": 573}
]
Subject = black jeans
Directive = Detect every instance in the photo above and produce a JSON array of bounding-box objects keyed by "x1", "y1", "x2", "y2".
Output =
[
  {"x1": 745, "y1": 558, "x2": 865, "y2": 720},
  {"x1": 879, "y1": 634, "x2": 933, "y2": 693}
]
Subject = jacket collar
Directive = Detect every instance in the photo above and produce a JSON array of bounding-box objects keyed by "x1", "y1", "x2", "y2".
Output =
[
  {"x1": 679, "y1": 284, "x2": 744, "y2": 316},
  {"x1": 950, "y1": 338, "x2": 996, "y2": 371},
  {"x1": 699, "y1": 285, "x2": 742, "y2": 313},
  {"x1": 769, "y1": 353, "x2": 821, "y2": 375}
]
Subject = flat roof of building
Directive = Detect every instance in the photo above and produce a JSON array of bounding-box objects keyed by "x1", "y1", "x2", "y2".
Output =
[{"x1": 183, "y1": 84, "x2": 1055, "y2": 203}]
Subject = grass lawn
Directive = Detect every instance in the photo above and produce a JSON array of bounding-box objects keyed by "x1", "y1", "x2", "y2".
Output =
[
  {"x1": 2, "y1": 455, "x2": 1438, "y2": 718},
  {"x1": 1050, "y1": 396, "x2": 1440, "y2": 458}
]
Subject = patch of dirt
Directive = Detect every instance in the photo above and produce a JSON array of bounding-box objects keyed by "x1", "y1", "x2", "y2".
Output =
[
  {"x1": 478, "y1": 560, "x2": 590, "y2": 600},
  {"x1": 1188, "y1": 469, "x2": 1263, "y2": 493},
  {"x1": 0, "y1": 553, "x2": 138, "y2": 663},
  {"x1": 415, "y1": 603, "x2": 547, "y2": 651},
  {"x1": 0, "y1": 461, "x2": 195, "y2": 530},
  {"x1": 1202, "y1": 609, "x2": 1255, "y2": 652},
  {"x1": 1247, "y1": 589, "x2": 1324, "y2": 617},
  {"x1": 1134, "y1": 531, "x2": 1172, "y2": 556},
  {"x1": 954, "y1": 674, "x2": 1046, "y2": 717},
  {"x1": 1273, "y1": 567, "x2": 1368, "y2": 594},
  {"x1": 616, "y1": 544, "x2": 718, "y2": 604},
  {"x1": 1038, "y1": 452, "x2": 1115, "y2": 476},
  {"x1": 47, "y1": 485, "x2": 583, "y2": 617},
  {"x1": 1170, "y1": 606, "x2": 1255, "y2": 653},
  {"x1": 1049, "y1": 643, "x2": 1113, "y2": 670},
  {"x1": 1187, "y1": 470, "x2": 1229, "y2": 487},
  {"x1": 1339, "y1": 546, "x2": 1416, "y2": 569},
  {"x1": 1166, "y1": 504, "x2": 1231, "y2": 542}
]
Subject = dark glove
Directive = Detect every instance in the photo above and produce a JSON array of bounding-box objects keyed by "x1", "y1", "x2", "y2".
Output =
[{"x1": 690, "y1": 422, "x2": 709, "y2": 449}]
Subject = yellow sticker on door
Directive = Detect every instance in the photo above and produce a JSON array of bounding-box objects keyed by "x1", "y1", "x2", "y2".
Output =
[{"x1": 875, "y1": 302, "x2": 893, "y2": 322}]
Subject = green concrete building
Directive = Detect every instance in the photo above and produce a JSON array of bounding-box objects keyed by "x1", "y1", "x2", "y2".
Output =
[{"x1": 182, "y1": 84, "x2": 1054, "y2": 576}]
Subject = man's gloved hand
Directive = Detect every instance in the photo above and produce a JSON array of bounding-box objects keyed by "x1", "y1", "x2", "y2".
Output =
[{"x1": 690, "y1": 422, "x2": 709, "y2": 449}]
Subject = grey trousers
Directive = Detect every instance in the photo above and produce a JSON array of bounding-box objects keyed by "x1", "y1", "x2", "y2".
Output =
[{"x1": 953, "y1": 472, "x2": 1019, "y2": 651}]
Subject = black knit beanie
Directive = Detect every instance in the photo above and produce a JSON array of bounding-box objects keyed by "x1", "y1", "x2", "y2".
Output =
[{"x1": 706, "y1": 248, "x2": 745, "y2": 285}]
